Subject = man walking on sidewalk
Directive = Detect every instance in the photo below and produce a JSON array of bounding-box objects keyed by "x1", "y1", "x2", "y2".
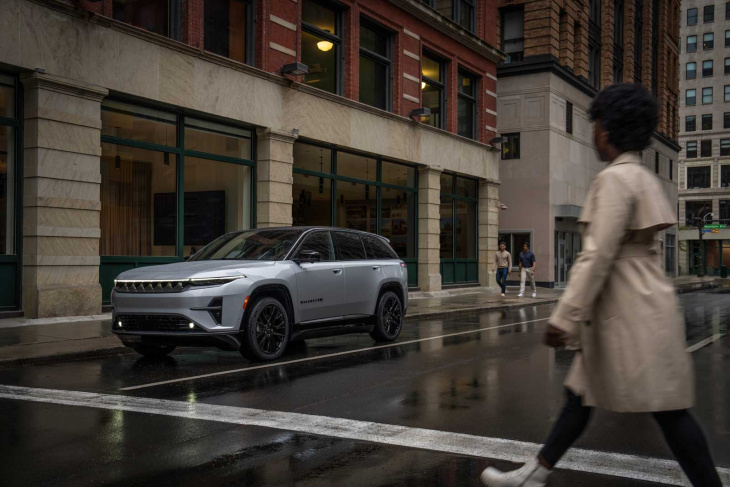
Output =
[
  {"x1": 494, "y1": 242, "x2": 512, "y2": 297},
  {"x1": 518, "y1": 242, "x2": 537, "y2": 298}
]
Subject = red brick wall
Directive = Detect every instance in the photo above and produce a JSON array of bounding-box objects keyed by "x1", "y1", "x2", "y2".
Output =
[{"x1": 77, "y1": 0, "x2": 499, "y2": 143}]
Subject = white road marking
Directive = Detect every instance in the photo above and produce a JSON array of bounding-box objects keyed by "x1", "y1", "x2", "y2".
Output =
[
  {"x1": 121, "y1": 318, "x2": 550, "y2": 391},
  {"x1": 0, "y1": 384, "x2": 727, "y2": 486}
]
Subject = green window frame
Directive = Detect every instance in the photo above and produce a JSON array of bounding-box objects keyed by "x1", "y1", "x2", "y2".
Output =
[
  {"x1": 100, "y1": 100, "x2": 256, "y2": 304},
  {"x1": 0, "y1": 73, "x2": 22, "y2": 311},
  {"x1": 292, "y1": 141, "x2": 418, "y2": 286},
  {"x1": 439, "y1": 172, "x2": 478, "y2": 285}
]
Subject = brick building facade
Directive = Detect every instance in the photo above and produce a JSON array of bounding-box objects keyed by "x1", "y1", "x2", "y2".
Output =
[
  {"x1": 0, "y1": 0, "x2": 504, "y2": 317},
  {"x1": 495, "y1": 0, "x2": 680, "y2": 287}
]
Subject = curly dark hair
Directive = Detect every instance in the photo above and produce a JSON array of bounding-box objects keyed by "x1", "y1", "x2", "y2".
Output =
[{"x1": 588, "y1": 83, "x2": 658, "y2": 152}]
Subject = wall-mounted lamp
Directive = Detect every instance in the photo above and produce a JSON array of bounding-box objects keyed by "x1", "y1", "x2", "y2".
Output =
[
  {"x1": 489, "y1": 136, "x2": 508, "y2": 153},
  {"x1": 409, "y1": 107, "x2": 431, "y2": 123},
  {"x1": 499, "y1": 203, "x2": 508, "y2": 210},
  {"x1": 281, "y1": 62, "x2": 309, "y2": 76}
]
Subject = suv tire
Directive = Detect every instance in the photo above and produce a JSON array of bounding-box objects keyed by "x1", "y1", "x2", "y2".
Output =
[
  {"x1": 240, "y1": 297, "x2": 290, "y2": 361},
  {"x1": 131, "y1": 343, "x2": 176, "y2": 358},
  {"x1": 369, "y1": 291, "x2": 403, "y2": 342}
]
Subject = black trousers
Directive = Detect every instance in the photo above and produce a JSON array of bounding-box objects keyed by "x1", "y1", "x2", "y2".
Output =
[{"x1": 539, "y1": 389, "x2": 723, "y2": 487}]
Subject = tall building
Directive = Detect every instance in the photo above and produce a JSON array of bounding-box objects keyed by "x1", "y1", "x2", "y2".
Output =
[
  {"x1": 496, "y1": 0, "x2": 680, "y2": 287},
  {"x1": 0, "y1": 0, "x2": 503, "y2": 317},
  {"x1": 678, "y1": 0, "x2": 730, "y2": 276}
]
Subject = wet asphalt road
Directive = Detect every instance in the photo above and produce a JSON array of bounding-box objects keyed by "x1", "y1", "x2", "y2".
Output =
[{"x1": 0, "y1": 292, "x2": 729, "y2": 486}]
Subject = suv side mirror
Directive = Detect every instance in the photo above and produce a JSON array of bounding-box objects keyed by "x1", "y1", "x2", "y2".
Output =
[{"x1": 298, "y1": 250, "x2": 321, "y2": 264}]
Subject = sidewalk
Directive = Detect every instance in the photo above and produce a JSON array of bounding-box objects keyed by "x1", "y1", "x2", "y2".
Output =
[{"x1": 0, "y1": 275, "x2": 722, "y2": 367}]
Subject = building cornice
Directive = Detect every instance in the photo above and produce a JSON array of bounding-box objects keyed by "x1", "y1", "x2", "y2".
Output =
[
  {"x1": 497, "y1": 55, "x2": 598, "y2": 97},
  {"x1": 652, "y1": 130, "x2": 682, "y2": 152},
  {"x1": 387, "y1": 0, "x2": 506, "y2": 64}
]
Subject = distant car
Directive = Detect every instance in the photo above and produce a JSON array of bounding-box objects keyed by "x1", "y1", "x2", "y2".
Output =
[{"x1": 111, "y1": 227, "x2": 408, "y2": 361}]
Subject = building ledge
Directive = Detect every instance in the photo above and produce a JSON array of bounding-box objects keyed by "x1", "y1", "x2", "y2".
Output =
[{"x1": 497, "y1": 55, "x2": 598, "y2": 98}]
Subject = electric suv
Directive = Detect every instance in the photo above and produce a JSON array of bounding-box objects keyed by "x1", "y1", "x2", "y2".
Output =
[{"x1": 111, "y1": 227, "x2": 408, "y2": 361}]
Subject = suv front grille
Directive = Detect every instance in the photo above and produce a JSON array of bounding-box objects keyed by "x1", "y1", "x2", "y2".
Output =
[
  {"x1": 115, "y1": 314, "x2": 199, "y2": 332},
  {"x1": 115, "y1": 280, "x2": 187, "y2": 294}
]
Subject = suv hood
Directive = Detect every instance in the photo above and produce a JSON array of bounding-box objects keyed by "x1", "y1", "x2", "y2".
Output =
[{"x1": 116, "y1": 261, "x2": 277, "y2": 281}]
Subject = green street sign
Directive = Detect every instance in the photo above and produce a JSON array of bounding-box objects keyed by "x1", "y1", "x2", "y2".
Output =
[{"x1": 704, "y1": 224, "x2": 727, "y2": 229}]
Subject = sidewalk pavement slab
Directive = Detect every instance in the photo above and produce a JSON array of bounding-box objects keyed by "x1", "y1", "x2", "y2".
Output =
[{"x1": 0, "y1": 275, "x2": 722, "y2": 367}]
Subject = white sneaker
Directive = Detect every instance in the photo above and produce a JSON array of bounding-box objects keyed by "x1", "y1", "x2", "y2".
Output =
[
  {"x1": 500, "y1": 293, "x2": 505, "y2": 297},
  {"x1": 532, "y1": 292, "x2": 537, "y2": 298},
  {"x1": 480, "y1": 458, "x2": 551, "y2": 487},
  {"x1": 517, "y1": 293, "x2": 524, "y2": 297}
]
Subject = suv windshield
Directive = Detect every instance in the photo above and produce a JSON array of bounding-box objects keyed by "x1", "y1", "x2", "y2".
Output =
[{"x1": 189, "y1": 229, "x2": 304, "y2": 261}]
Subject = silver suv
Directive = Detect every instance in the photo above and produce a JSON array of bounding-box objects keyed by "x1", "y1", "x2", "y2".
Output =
[{"x1": 111, "y1": 227, "x2": 408, "y2": 361}]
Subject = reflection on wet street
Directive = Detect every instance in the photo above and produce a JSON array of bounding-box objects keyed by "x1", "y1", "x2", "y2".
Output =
[{"x1": 0, "y1": 291, "x2": 727, "y2": 487}]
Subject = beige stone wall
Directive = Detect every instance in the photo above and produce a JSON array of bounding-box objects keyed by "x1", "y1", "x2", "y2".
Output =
[{"x1": 21, "y1": 72, "x2": 107, "y2": 317}]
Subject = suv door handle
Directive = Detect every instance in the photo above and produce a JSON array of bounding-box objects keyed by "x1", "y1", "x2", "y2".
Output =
[
  {"x1": 372, "y1": 266, "x2": 380, "y2": 270},
  {"x1": 333, "y1": 269, "x2": 343, "y2": 274}
]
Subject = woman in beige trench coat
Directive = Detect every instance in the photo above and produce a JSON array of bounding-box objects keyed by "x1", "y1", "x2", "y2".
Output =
[{"x1": 481, "y1": 84, "x2": 723, "y2": 487}]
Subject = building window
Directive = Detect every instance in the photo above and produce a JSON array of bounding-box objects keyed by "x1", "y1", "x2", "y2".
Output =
[
  {"x1": 725, "y1": 113, "x2": 730, "y2": 128},
  {"x1": 704, "y1": 32, "x2": 714, "y2": 50},
  {"x1": 655, "y1": 151, "x2": 660, "y2": 173},
  {"x1": 651, "y1": 0, "x2": 659, "y2": 95},
  {"x1": 301, "y1": 0, "x2": 343, "y2": 95},
  {"x1": 687, "y1": 166, "x2": 711, "y2": 188},
  {"x1": 702, "y1": 114, "x2": 713, "y2": 130},
  {"x1": 721, "y1": 200, "x2": 730, "y2": 220},
  {"x1": 703, "y1": 60, "x2": 714, "y2": 77},
  {"x1": 725, "y1": 58, "x2": 730, "y2": 75},
  {"x1": 613, "y1": 0, "x2": 624, "y2": 82},
  {"x1": 634, "y1": 0, "x2": 643, "y2": 82},
  {"x1": 722, "y1": 139, "x2": 730, "y2": 156},
  {"x1": 701, "y1": 139, "x2": 712, "y2": 157},
  {"x1": 501, "y1": 7, "x2": 525, "y2": 63},
  {"x1": 670, "y1": 160, "x2": 674, "y2": 180},
  {"x1": 423, "y1": 0, "x2": 475, "y2": 32},
  {"x1": 687, "y1": 35, "x2": 697, "y2": 52},
  {"x1": 665, "y1": 233, "x2": 676, "y2": 277},
  {"x1": 292, "y1": 142, "x2": 418, "y2": 283},
  {"x1": 204, "y1": 0, "x2": 253, "y2": 64},
  {"x1": 705, "y1": 4, "x2": 715, "y2": 22},
  {"x1": 686, "y1": 89, "x2": 696, "y2": 106},
  {"x1": 703, "y1": 87, "x2": 713, "y2": 104},
  {"x1": 100, "y1": 100, "x2": 254, "y2": 300},
  {"x1": 501, "y1": 133, "x2": 520, "y2": 160},
  {"x1": 457, "y1": 69, "x2": 478, "y2": 140},
  {"x1": 726, "y1": 85, "x2": 730, "y2": 101},
  {"x1": 112, "y1": 0, "x2": 180, "y2": 39},
  {"x1": 686, "y1": 115, "x2": 696, "y2": 131},
  {"x1": 687, "y1": 62, "x2": 697, "y2": 79},
  {"x1": 422, "y1": 51, "x2": 446, "y2": 130},
  {"x1": 722, "y1": 166, "x2": 730, "y2": 187},
  {"x1": 566, "y1": 101, "x2": 574, "y2": 134},
  {"x1": 440, "y1": 173, "x2": 478, "y2": 284},
  {"x1": 726, "y1": 30, "x2": 730, "y2": 47},
  {"x1": 686, "y1": 201, "x2": 712, "y2": 225},
  {"x1": 727, "y1": 2, "x2": 730, "y2": 19},
  {"x1": 688, "y1": 7, "x2": 698, "y2": 25},
  {"x1": 359, "y1": 18, "x2": 392, "y2": 111},
  {"x1": 686, "y1": 140, "x2": 698, "y2": 158}
]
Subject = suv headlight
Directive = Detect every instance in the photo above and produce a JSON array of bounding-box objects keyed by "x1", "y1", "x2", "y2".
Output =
[{"x1": 189, "y1": 276, "x2": 245, "y2": 287}]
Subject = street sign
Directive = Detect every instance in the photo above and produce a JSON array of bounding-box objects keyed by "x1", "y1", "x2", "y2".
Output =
[
  {"x1": 702, "y1": 229, "x2": 714, "y2": 233},
  {"x1": 713, "y1": 229, "x2": 720, "y2": 233},
  {"x1": 704, "y1": 224, "x2": 727, "y2": 229}
]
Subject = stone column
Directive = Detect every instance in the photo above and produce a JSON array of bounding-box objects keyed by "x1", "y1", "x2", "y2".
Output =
[
  {"x1": 21, "y1": 72, "x2": 107, "y2": 318},
  {"x1": 256, "y1": 128, "x2": 297, "y2": 228},
  {"x1": 479, "y1": 180, "x2": 500, "y2": 289},
  {"x1": 418, "y1": 167, "x2": 442, "y2": 292}
]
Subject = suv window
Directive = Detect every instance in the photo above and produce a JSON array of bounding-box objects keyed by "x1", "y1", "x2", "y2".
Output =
[
  {"x1": 363, "y1": 235, "x2": 398, "y2": 259},
  {"x1": 299, "y1": 231, "x2": 334, "y2": 261},
  {"x1": 333, "y1": 232, "x2": 366, "y2": 260}
]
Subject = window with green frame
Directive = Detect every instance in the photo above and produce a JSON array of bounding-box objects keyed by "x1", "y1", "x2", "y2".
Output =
[
  {"x1": 0, "y1": 73, "x2": 21, "y2": 310},
  {"x1": 100, "y1": 100, "x2": 255, "y2": 303},
  {"x1": 292, "y1": 141, "x2": 418, "y2": 286},
  {"x1": 439, "y1": 173, "x2": 478, "y2": 285}
]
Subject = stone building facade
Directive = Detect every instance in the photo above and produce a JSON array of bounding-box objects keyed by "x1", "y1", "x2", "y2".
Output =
[
  {"x1": 677, "y1": 0, "x2": 730, "y2": 276},
  {"x1": 496, "y1": 0, "x2": 680, "y2": 287},
  {"x1": 0, "y1": 0, "x2": 503, "y2": 317}
]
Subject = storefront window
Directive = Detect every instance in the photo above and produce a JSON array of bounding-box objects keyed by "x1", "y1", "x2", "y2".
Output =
[
  {"x1": 204, "y1": 0, "x2": 252, "y2": 64},
  {"x1": 101, "y1": 143, "x2": 178, "y2": 256},
  {"x1": 0, "y1": 82, "x2": 14, "y2": 118},
  {"x1": 184, "y1": 118, "x2": 252, "y2": 159},
  {"x1": 292, "y1": 142, "x2": 418, "y2": 280},
  {"x1": 0, "y1": 74, "x2": 18, "y2": 309},
  {"x1": 440, "y1": 173, "x2": 478, "y2": 283},
  {"x1": 101, "y1": 101, "x2": 177, "y2": 146},
  {"x1": 0, "y1": 126, "x2": 15, "y2": 255}
]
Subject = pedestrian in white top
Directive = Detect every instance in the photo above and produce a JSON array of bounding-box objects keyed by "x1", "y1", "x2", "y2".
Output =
[{"x1": 517, "y1": 242, "x2": 537, "y2": 298}]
